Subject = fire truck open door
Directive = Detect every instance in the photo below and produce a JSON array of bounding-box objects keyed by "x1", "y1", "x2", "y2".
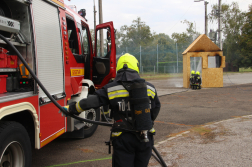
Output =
[{"x1": 93, "y1": 22, "x2": 116, "y2": 88}]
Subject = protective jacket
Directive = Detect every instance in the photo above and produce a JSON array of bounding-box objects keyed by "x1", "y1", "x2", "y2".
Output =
[
  {"x1": 195, "y1": 74, "x2": 201, "y2": 85},
  {"x1": 190, "y1": 74, "x2": 196, "y2": 84},
  {"x1": 75, "y1": 70, "x2": 161, "y2": 131}
]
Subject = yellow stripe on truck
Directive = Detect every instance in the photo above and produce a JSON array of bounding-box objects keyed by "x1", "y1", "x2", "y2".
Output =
[
  {"x1": 41, "y1": 128, "x2": 65, "y2": 148},
  {"x1": 51, "y1": 0, "x2": 64, "y2": 8}
]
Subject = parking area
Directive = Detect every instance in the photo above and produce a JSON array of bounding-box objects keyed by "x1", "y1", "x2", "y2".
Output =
[{"x1": 32, "y1": 72, "x2": 252, "y2": 167}]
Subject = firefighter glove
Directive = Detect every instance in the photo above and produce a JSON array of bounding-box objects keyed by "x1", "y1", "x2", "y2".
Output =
[
  {"x1": 61, "y1": 102, "x2": 81, "y2": 116},
  {"x1": 59, "y1": 105, "x2": 69, "y2": 117}
]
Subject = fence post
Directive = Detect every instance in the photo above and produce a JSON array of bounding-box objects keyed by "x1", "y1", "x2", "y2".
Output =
[
  {"x1": 176, "y1": 43, "x2": 178, "y2": 73},
  {"x1": 154, "y1": 66, "x2": 155, "y2": 74},
  {"x1": 140, "y1": 45, "x2": 141, "y2": 73},
  {"x1": 157, "y1": 44, "x2": 158, "y2": 73}
]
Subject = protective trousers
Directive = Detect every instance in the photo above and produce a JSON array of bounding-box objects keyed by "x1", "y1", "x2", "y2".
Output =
[{"x1": 112, "y1": 132, "x2": 153, "y2": 167}]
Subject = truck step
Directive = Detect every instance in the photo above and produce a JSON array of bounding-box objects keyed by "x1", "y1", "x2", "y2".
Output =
[{"x1": 74, "y1": 123, "x2": 85, "y2": 130}]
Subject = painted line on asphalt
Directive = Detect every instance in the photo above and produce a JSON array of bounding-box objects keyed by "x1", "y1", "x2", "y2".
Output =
[
  {"x1": 156, "y1": 130, "x2": 191, "y2": 146},
  {"x1": 158, "y1": 89, "x2": 190, "y2": 97},
  {"x1": 154, "y1": 120, "x2": 194, "y2": 127},
  {"x1": 47, "y1": 157, "x2": 112, "y2": 167}
]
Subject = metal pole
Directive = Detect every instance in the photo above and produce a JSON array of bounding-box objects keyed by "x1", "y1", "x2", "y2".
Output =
[
  {"x1": 194, "y1": 0, "x2": 208, "y2": 37},
  {"x1": 154, "y1": 66, "x2": 155, "y2": 74},
  {"x1": 218, "y1": 0, "x2": 222, "y2": 50},
  {"x1": 205, "y1": 1, "x2": 209, "y2": 36},
  {"x1": 140, "y1": 45, "x2": 141, "y2": 72},
  {"x1": 99, "y1": 0, "x2": 104, "y2": 57},
  {"x1": 176, "y1": 43, "x2": 178, "y2": 73},
  {"x1": 93, "y1": 0, "x2": 96, "y2": 32},
  {"x1": 157, "y1": 44, "x2": 158, "y2": 74}
]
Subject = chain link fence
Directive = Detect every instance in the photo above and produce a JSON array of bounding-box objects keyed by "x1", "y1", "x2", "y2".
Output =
[{"x1": 116, "y1": 44, "x2": 185, "y2": 74}]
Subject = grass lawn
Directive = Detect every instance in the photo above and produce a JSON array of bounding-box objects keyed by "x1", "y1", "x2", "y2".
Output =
[
  {"x1": 140, "y1": 71, "x2": 252, "y2": 81},
  {"x1": 239, "y1": 67, "x2": 252, "y2": 72},
  {"x1": 140, "y1": 73, "x2": 183, "y2": 81}
]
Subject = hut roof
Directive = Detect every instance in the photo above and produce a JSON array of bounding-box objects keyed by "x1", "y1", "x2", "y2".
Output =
[{"x1": 182, "y1": 34, "x2": 221, "y2": 54}]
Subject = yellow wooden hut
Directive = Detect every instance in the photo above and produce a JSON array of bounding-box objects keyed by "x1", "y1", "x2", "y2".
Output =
[{"x1": 183, "y1": 34, "x2": 225, "y2": 88}]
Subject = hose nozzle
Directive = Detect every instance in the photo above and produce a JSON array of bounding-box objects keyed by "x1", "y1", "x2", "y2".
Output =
[{"x1": 140, "y1": 130, "x2": 149, "y2": 142}]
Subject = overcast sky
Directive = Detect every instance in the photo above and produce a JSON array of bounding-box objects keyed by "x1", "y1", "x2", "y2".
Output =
[{"x1": 65, "y1": 0, "x2": 251, "y2": 37}]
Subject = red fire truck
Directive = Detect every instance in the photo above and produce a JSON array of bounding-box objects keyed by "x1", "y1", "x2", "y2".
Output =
[{"x1": 0, "y1": 0, "x2": 116, "y2": 166}]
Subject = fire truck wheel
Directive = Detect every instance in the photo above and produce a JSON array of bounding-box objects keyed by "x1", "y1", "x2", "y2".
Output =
[
  {"x1": 83, "y1": 108, "x2": 100, "y2": 138},
  {"x1": 0, "y1": 121, "x2": 32, "y2": 167}
]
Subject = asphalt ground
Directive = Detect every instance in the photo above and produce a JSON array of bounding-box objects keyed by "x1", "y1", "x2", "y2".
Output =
[{"x1": 32, "y1": 72, "x2": 252, "y2": 167}]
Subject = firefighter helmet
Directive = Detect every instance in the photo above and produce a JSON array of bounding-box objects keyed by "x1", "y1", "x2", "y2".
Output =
[
  {"x1": 116, "y1": 53, "x2": 139, "y2": 73},
  {"x1": 196, "y1": 71, "x2": 200, "y2": 75},
  {"x1": 191, "y1": 70, "x2": 195, "y2": 74}
]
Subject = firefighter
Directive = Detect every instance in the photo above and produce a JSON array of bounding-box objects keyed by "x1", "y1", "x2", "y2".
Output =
[
  {"x1": 190, "y1": 70, "x2": 197, "y2": 89},
  {"x1": 63, "y1": 53, "x2": 161, "y2": 167},
  {"x1": 195, "y1": 71, "x2": 201, "y2": 89}
]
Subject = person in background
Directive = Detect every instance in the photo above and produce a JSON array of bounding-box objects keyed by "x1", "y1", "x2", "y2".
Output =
[
  {"x1": 195, "y1": 71, "x2": 201, "y2": 89},
  {"x1": 190, "y1": 70, "x2": 196, "y2": 89}
]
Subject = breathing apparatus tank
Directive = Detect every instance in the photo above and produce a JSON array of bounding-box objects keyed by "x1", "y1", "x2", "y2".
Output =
[{"x1": 122, "y1": 79, "x2": 152, "y2": 142}]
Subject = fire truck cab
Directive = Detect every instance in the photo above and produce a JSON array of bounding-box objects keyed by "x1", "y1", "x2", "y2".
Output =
[{"x1": 0, "y1": 0, "x2": 116, "y2": 166}]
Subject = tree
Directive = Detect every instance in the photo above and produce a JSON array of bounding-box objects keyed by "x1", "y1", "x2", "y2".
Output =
[
  {"x1": 209, "y1": 2, "x2": 246, "y2": 68},
  {"x1": 239, "y1": 5, "x2": 252, "y2": 68},
  {"x1": 116, "y1": 17, "x2": 156, "y2": 68},
  {"x1": 153, "y1": 33, "x2": 176, "y2": 62},
  {"x1": 117, "y1": 17, "x2": 153, "y2": 49},
  {"x1": 171, "y1": 20, "x2": 200, "y2": 62}
]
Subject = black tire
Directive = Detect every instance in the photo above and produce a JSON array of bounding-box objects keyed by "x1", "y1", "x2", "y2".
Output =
[
  {"x1": 0, "y1": 121, "x2": 32, "y2": 167},
  {"x1": 83, "y1": 108, "x2": 100, "y2": 138}
]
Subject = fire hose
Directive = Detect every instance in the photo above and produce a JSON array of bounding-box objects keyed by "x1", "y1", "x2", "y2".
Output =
[{"x1": 0, "y1": 34, "x2": 167, "y2": 167}]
